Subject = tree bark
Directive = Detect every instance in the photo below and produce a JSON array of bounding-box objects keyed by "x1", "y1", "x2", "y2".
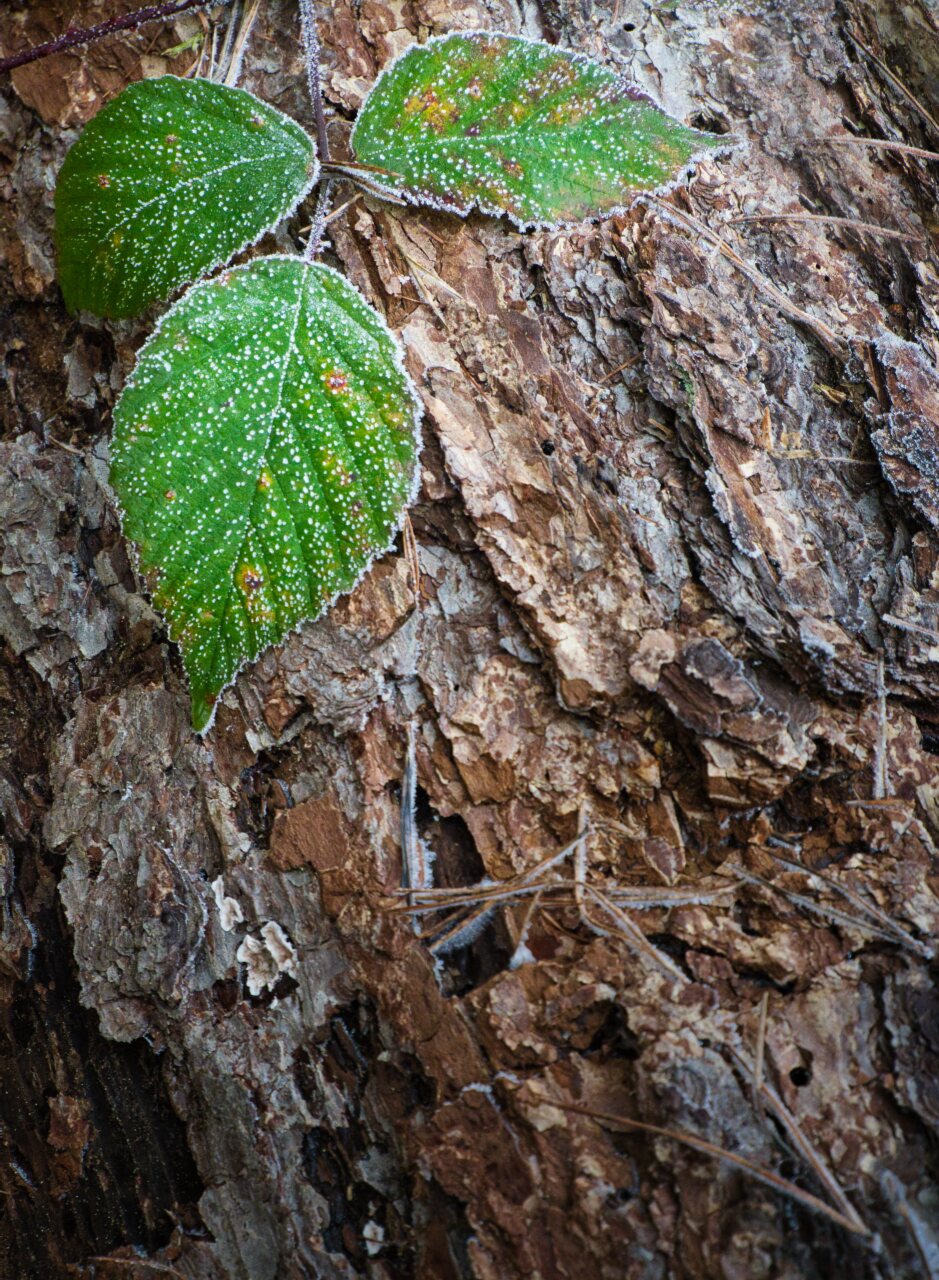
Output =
[{"x1": 2, "y1": 0, "x2": 939, "y2": 1276}]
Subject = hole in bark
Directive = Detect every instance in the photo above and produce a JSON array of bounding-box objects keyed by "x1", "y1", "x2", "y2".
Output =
[
  {"x1": 437, "y1": 913, "x2": 515, "y2": 998},
  {"x1": 649, "y1": 933, "x2": 690, "y2": 971},
  {"x1": 412, "y1": 793, "x2": 514, "y2": 994},
  {"x1": 690, "y1": 110, "x2": 731, "y2": 135},
  {"x1": 269, "y1": 971, "x2": 300, "y2": 1001},
  {"x1": 585, "y1": 1003, "x2": 641, "y2": 1061},
  {"x1": 212, "y1": 976, "x2": 240, "y2": 1011},
  {"x1": 416, "y1": 789, "x2": 485, "y2": 886},
  {"x1": 236, "y1": 757, "x2": 280, "y2": 847},
  {"x1": 382, "y1": 1050, "x2": 437, "y2": 1115}
]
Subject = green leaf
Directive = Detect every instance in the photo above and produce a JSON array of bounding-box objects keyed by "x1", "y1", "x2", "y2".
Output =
[
  {"x1": 55, "y1": 77, "x2": 319, "y2": 318},
  {"x1": 350, "y1": 31, "x2": 725, "y2": 227},
  {"x1": 110, "y1": 255, "x2": 421, "y2": 732}
]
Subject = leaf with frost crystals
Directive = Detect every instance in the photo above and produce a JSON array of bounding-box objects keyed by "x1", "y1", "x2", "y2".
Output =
[
  {"x1": 110, "y1": 256, "x2": 421, "y2": 732},
  {"x1": 56, "y1": 77, "x2": 319, "y2": 318},
  {"x1": 350, "y1": 31, "x2": 725, "y2": 227}
]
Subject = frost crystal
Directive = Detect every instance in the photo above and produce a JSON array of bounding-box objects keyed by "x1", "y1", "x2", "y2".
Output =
[
  {"x1": 110, "y1": 256, "x2": 422, "y2": 732},
  {"x1": 351, "y1": 31, "x2": 724, "y2": 228},
  {"x1": 56, "y1": 77, "x2": 319, "y2": 318}
]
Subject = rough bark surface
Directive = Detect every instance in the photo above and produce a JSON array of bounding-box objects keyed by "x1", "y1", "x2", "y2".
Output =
[{"x1": 2, "y1": 0, "x2": 939, "y2": 1276}]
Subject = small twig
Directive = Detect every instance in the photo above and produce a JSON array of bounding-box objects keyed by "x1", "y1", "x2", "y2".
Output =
[
  {"x1": 322, "y1": 160, "x2": 402, "y2": 179},
  {"x1": 728, "y1": 862, "x2": 909, "y2": 951},
  {"x1": 880, "y1": 1170, "x2": 939, "y2": 1280},
  {"x1": 205, "y1": 15, "x2": 220, "y2": 80},
  {"x1": 810, "y1": 136, "x2": 939, "y2": 163},
  {"x1": 297, "y1": 195, "x2": 360, "y2": 237},
  {"x1": 508, "y1": 889, "x2": 542, "y2": 968},
  {"x1": 395, "y1": 884, "x2": 542, "y2": 916},
  {"x1": 596, "y1": 353, "x2": 642, "y2": 384},
  {"x1": 731, "y1": 212, "x2": 923, "y2": 245},
  {"x1": 325, "y1": 194, "x2": 361, "y2": 227},
  {"x1": 393, "y1": 881, "x2": 739, "y2": 917},
  {"x1": 321, "y1": 161, "x2": 408, "y2": 205},
  {"x1": 769, "y1": 450, "x2": 879, "y2": 465},
  {"x1": 584, "y1": 884, "x2": 686, "y2": 982},
  {"x1": 873, "y1": 652, "x2": 888, "y2": 800},
  {"x1": 298, "y1": 0, "x2": 330, "y2": 162},
  {"x1": 523, "y1": 1095, "x2": 869, "y2": 1237},
  {"x1": 304, "y1": 180, "x2": 334, "y2": 262},
  {"x1": 728, "y1": 1047, "x2": 869, "y2": 1235},
  {"x1": 751, "y1": 990, "x2": 770, "y2": 1112},
  {"x1": 0, "y1": 0, "x2": 225, "y2": 73},
  {"x1": 400, "y1": 721, "x2": 430, "y2": 916},
  {"x1": 766, "y1": 851, "x2": 933, "y2": 959},
  {"x1": 401, "y1": 511, "x2": 421, "y2": 603},
  {"x1": 223, "y1": 0, "x2": 260, "y2": 86},
  {"x1": 213, "y1": 0, "x2": 241, "y2": 82},
  {"x1": 882, "y1": 612, "x2": 939, "y2": 645},
  {"x1": 426, "y1": 901, "x2": 495, "y2": 953},
  {"x1": 573, "y1": 803, "x2": 589, "y2": 925}
]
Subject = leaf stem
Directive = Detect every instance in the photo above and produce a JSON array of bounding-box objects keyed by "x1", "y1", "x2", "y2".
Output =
[
  {"x1": 298, "y1": 0, "x2": 330, "y2": 163},
  {"x1": 0, "y1": 0, "x2": 226, "y2": 74},
  {"x1": 304, "y1": 179, "x2": 334, "y2": 261}
]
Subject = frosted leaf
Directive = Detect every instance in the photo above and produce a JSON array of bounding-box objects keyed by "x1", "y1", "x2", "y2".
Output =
[
  {"x1": 110, "y1": 256, "x2": 421, "y2": 732},
  {"x1": 351, "y1": 31, "x2": 725, "y2": 227},
  {"x1": 55, "y1": 77, "x2": 319, "y2": 318}
]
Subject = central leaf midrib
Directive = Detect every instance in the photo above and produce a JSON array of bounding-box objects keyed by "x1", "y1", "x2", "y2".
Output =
[
  {"x1": 206, "y1": 263, "x2": 311, "y2": 686},
  {"x1": 358, "y1": 113, "x2": 624, "y2": 155},
  {"x1": 97, "y1": 147, "x2": 305, "y2": 252}
]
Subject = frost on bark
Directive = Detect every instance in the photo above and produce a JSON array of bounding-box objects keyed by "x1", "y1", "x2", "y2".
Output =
[{"x1": 2, "y1": 0, "x2": 939, "y2": 1276}]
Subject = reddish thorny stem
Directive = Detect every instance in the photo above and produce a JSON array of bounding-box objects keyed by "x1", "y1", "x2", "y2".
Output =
[
  {"x1": 297, "y1": 0, "x2": 330, "y2": 167},
  {"x1": 0, "y1": 0, "x2": 224, "y2": 74},
  {"x1": 298, "y1": 0, "x2": 333, "y2": 261}
]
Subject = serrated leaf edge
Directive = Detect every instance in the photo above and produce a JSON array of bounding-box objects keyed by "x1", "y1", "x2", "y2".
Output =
[
  {"x1": 57, "y1": 77, "x2": 323, "y2": 319},
  {"x1": 109, "y1": 252, "x2": 424, "y2": 735},
  {"x1": 350, "y1": 29, "x2": 736, "y2": 231}
]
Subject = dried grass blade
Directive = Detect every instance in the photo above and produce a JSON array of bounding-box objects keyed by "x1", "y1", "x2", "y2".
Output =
[
  {"x1": 729, "y1": 1048, "x2": 869, "y2": 1234},
  {"x1": 727, "y1": 863, "x2": 904, "y2": 948},
  {"x1": 526, "y1": 1096, "x2": 869, "y2": 1238},
  {"x1": 585, "y1": 885, "x2": 685, "y2": 981}
]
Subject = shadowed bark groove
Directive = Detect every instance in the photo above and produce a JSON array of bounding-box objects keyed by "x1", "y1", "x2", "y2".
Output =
[{"x1": 2, "y1": 0, "x2": 939, "y2": 1276}]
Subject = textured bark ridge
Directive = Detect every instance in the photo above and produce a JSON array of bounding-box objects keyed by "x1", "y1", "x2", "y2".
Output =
[{"x1": 2, "y1": 0, "x2": 939, "y2": 1276}]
